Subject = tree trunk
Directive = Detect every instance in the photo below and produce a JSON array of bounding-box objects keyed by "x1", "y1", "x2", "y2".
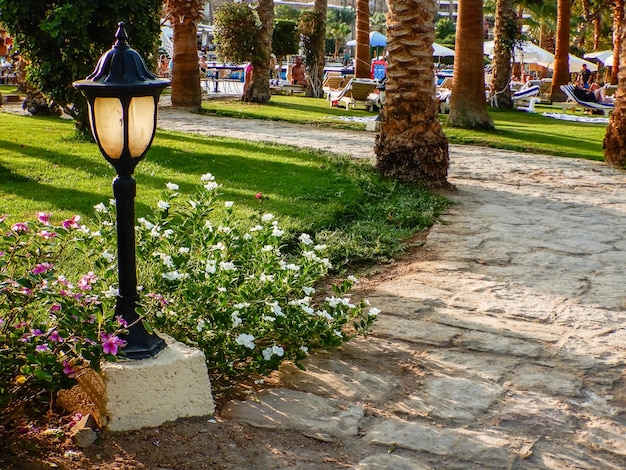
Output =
[
  {"x1": 375, "y1": 0, "x2": 452, "y2": 189},
  {"x1": 604, "y1": 15, "x2": 626, "y2": 166},
  {"x1": 612, "y1": 0, "x2": 625, "y2": 85},
  {"x1": 246, "y1": 0, "x2": 273, "y2": 103},
  {"x1": 448, "y1": 0, "x2": 494, "y2": 129},
  {"x1": 166, "y1": 0, "x2": 204, "y2": 111},
  {"x1": 310, "y1": 0, "x2": 327, "y2": 98},
  {"x1": 550, "y1": 0, "x2": 571, "y2": 102},
  {"x1": 491, "y1": 0, "x2": 514, "y2": 109},
  {"x1": 355, "y1": 0, "x2": 370, "y2": 78}
]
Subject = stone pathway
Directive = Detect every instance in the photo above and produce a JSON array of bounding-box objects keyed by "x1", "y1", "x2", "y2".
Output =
[{"x1": 158, "y1": 103, "x2": 626, "y2": 469}]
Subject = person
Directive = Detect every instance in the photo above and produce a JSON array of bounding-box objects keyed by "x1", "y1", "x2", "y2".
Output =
[
  {"x1": 291, "y1": 56, "x2": 308, "y2": 86},
  {"x1": 158, "y1": 54, "x2": 170, "y2": 78},
  {"x1": 198, "y1": 55, "x2": 209, "y2": 74},
  {"x1": 269, "y1": 54, "x2": 277, "y2": 79},
  {"x1": 343, "y1": 49, "x2": 351, "y2": 67},
  {"x1": 573, "y1": 80, "x2": 611, "y2": 103},
  {"x1": 578, "y1": 64, "x2": 592, "y2": 89}
]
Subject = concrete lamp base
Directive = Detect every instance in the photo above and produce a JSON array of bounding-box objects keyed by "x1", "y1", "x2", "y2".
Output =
[{"x1": 61, "y1": 334, "x2": 214, "y2": 432}]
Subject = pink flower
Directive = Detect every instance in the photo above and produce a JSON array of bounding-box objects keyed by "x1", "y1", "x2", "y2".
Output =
[
  {"x1": 116, "y1": 315, "x2": 128, "y2": 328},
  {"x1": 20, "y1": 287, "x2": 32, "y2": 295},
  {"x1": 255, "y1": 192, "x2": 263, "y2": 200},
  {"x1": 38, "y1": 230, "x2": 57, "y2": 240},
  {"x1": 77, "y1": 272, "x2": 97, "y2": 291},
  {"x1": 0, "y1": 214, "x2": 6, "y2": 224},
  {"x1": 49, "y1": 304, "x2": 61, "y2": 313},
  {"x1": 32, "y1": 262, "x2": 52, "y2": 275},
  {"x1": 37, "y1": 212, "x2": 51, "y2": 224},
  {"x1": 49, "y1": 330, "x2": 62, "y2": 342},
  {"x1": 101, "y1": 333, "x2": 126, "y2": 356},
  {"x1": 35, "y1": 343, "x2": 50, "y2": 353},
  {"x1": 11, "y1": 222, "x2": 28, "y2": 233},
  {"x1": 62, "y1": 215, "x2": 81, "y2": 229},
  {"x1": 62, "y1": 360, "x2": 76, "y2": 378}
]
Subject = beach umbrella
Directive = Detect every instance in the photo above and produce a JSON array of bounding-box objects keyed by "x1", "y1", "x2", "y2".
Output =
[
  {"x1": 433, "y1": 43, "x2": 455, "y2": 57},
  {"x1": 584, "y1": 50, "x2": 613, "y2": 64},
  {"x1": 346, "y1": 31, "x2": 387, "y2": 47}
]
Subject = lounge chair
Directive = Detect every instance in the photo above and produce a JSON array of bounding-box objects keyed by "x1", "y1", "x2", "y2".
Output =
[
  {"x1": 322, "y1": 73, "x2": 345, "y2": 95},
  {"x1": 512, "y1": 85, "x2": 541, "y2": 112},
  {"x1": 560, "y1": 84, "x2": 614, "y2": 116},
  {"x1": 327, "y1": 78, "x2": 379, "y2": 111}
]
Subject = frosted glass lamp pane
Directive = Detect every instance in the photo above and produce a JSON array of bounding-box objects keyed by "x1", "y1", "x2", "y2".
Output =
[
  {"x1": 128, "y1": 96, "x2": 155, "y2": 158},
  {"x1": 93, "y1": 98, "x2": 124, "y2": 159}
]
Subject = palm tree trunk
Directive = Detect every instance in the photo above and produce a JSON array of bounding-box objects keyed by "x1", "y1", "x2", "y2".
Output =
[
  {"x1": 246, "y1": 0, "x2": 273, "y2": 103},
  {"x1": 310, "y1": 0, "x2": 327, "y2": 98},
  {"x1": 550, "y1": 0, "x2": 571, "y2": 102},
  {"x1": 491, "y1": 0, "x2": 514, "y2": 109},
  {"x1": 612, "y1": 0, "x2": 625, "y2": 85},
  {"x1": 355, "y1": 0, "x2": 370, "y2": 78},
  {"x1": 604, "y1": 14, "x2": 626, "y2": 165},
  {"x1": 375, "y1": 0, "x2": 451, "y2": 189},
  {"x1": 448, "y1": 0, "x2": 494, "y2": 129}
]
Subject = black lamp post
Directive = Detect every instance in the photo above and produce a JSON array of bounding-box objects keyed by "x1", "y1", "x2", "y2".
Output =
[{"x1": 74, "y1": 22, "x2": 169, "y2": 359}]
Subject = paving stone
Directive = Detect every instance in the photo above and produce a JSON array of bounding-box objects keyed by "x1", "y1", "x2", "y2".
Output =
[
  {"x1": 508, "y1": 364, "x2": 583, "y2": 397},
  {"x1": 453, "y1": 330, "x2": 545, "y2": 358}
]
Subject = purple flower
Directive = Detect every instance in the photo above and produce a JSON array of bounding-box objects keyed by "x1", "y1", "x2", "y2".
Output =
[
  {"x1": 32, "y1": 262, "x2": 52, "y2": 275},
  {"x1": 35, "y1": 343, "x2": 50, "y2": 353},
  {"x1": 11, "y1": 222, "x2": 28, "y2": 233},
  {"x1": 49, "y1": 304, "x2": 61, "y2": 313},
  {"x1": 49, "y1": 330, "x2": 62, "y2": 342},
  {"x1": 37, "y1": 212, "x2": 51, "y2": 224},
  {"x1": 62, "y1": 360, "x2": 76, "y2": 378},
  {"x1": 31, "y1": 329, "x2": 43, "y2": 337},
  {"x1": 116, "y1": 315, "x2": 128, "y2": 328}
]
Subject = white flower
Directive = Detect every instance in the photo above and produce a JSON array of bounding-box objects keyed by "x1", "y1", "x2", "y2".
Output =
[
  {"x1": 166, "y1": 182, "x2": 179, "y2": 191},
  {"x1": 272, "y1": 345, "x2": 284, "y2": 357},
  {"x1": 94, "y1": 202, "x2": 108, "y2": 213},
  {"x1": 205, "y1": 259, "x2": 216, "y2": 274},
  {"x1": 299, "y1": 233, "x2": 313, "y2": 245},
  {"x1": 231, "y1": 312, "x2": 242, "y2": 328},
  {"x1": 225, "y1": 201, "x2": 234, "y2": 208},
  {"x1": 201, "y1": 173, "x2": 215, "y2": 182},
  {"x1": 249, "y1": 225, "x2": 263, "y2": 232},
  {"x1": 189, "y1": 200, "x2": 198, "y2": 209},
  {"x1": 262, "y1": 315, "x2": 276, "y2": 322},
  {"x1": 196, "y1": 319, "x2": 206, "y2": 332},
  {"x1": 150, "y1": 227, "x2": 161, "y2": 237},
  {"x1": 162, "y1": 229, "x2": 174, "y2": 238},
  {"x1": 317, "y1": 310, "x2": 333, "y2": 320},
  {"x1": 102, "y1": 250, "x2": 115, "y2": 262},
  {"x1": 314, "y1": 244, "x2": 327, "y2": 251},
  {"x1": 262, "y1": 245, "x2": 274, "y2": 252},
  {"x1": 302, "y1": 251, "x2": 318, "y2": 260},
  {"x1": 262, "y1": 347, "x2": 274, "y2": 361},
  {"x1": 178, "y1": 247, "x2": 190, "y2": 254},
  {"x1": 299, "y1": 345, "x2": 309, "y2": 354},
  {"x1": 321, "y1": 258, "x2": 332, "y2": 268},
  {"x1": 272, "y1": 227, "x2": 285, "y2": 237},
  {"x1": 211, "y1": 242, "x2": 225, "y2": 251},
  {"x1": 269, "y1": 302, "x2": 284, "y2": 317},
  {"x1": 218, "y1": 226, "x2": 232, "y2": 234},
  {"x1": 303, "y1": 286, "x2": 315, "y2": 295},
  {"x1": 234, "y1": 302, "x2": 250, "y2": 309},
  {"x1": 259, "y1": 273, "x2": 274, "y2": 282},
  {"x1": 341, "y1": 298, "x2": 356, "y2": 308},
  {"x1": 102, "y1": 286, "x2": 119, "y2": 298},
  {"x1": 219, "y1": 261, "x2": 237, "y2": 271},
  {"x1": 204, "y1": 220, "x2": 214, "y2": 231},
  {"x1": 285, "y1": 263, "x2": 300, "y2": 272},
  {"x1": 261, "y1": 213, "x2": 274, "y2": 222},
  {"x1": 347, "y1": 275, "x2": 359, "y2": 284},
  {"x1": 243, "y1": 233, "x2": 252, "y2": 240},
  {"x1": 334, "y1": 329, "x2": 343, "y2": 338},
  {"x1": 109, "y1": 199, "x2": 116, "y2": 206},
  {"x1": 235, "y1": 333, "x2": 255, "y2": 349},
  {"x1": 89, "y1": 230, "x2": 100, "y2": 238},
  {"x1": 138, "y1": 217, "x2": 155, "y2": 229},
  {"x1": 204, "y1": 182, "x2": 219, "y2": 191},
  {"x1": 369, "y1": 307, "x2": 381, "y2": 317},
  {"x1": 162, "y1": 271, "x2": 186, "y2": 281},
  {"x1": 157, "y1": 200, "x2": 170, "y2": 210},
  {"x1": 218, "y1": 287, "x2": 227, "y2": 293},
  {"x1": 161, "y1": 254, "x2": 174, "y2": 268},
  {"x1": 302, "y1": 306, "x2": 314, "y2": 315}
]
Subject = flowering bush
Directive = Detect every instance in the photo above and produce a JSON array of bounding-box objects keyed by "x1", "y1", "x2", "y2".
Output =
[
  {"x1": 0, "y1": 214, "x2": 127, "y2": 425},
  {"x1": 83, "y1": 175, "x2": 378, "y2": 387}
]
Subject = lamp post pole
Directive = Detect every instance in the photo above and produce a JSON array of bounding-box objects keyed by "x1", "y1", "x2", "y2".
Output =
[{"x1": 74, "y1": 22, "x2": 169, "y2": 359}]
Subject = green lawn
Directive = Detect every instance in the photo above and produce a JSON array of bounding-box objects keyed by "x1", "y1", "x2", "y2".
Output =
[{"x1": 202, "y1": 95, "x2": 607, "y2": 161}]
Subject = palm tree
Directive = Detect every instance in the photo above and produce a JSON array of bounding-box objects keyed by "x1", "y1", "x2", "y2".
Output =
[
  {"x1": 375, "y1": 0, "x2": 451, "y2": 189},
  {"x1": 370, "y1": 12, "x2": 386, "y2": 34},
  {"x1": 448, "y1": 0, "x2": 494, "y2": 128},
  {"x1": 164, "y1": 0, "x2": 205, "y2": 111},
  {"x1": 549, "y1": 0, "x2": 571, "y2": 102},
  {"x1": 311, "y1": 0, "x2": 328, "y2": 98},
  {"x1": 491, "y1": 0, "x2": 516, "y2": 109},
  {"x1": 246, "y1": 0, "x2": 273, "y2": 103},
  {"x1": 611, "y1": 0, "x2": 624, "y2": 84},
  {"x1": 604, "y1": 11, "x2": 626, "y2": 165},
  {"x1": 355, "y1": 0, "x2": 370, "y2": 78}
]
